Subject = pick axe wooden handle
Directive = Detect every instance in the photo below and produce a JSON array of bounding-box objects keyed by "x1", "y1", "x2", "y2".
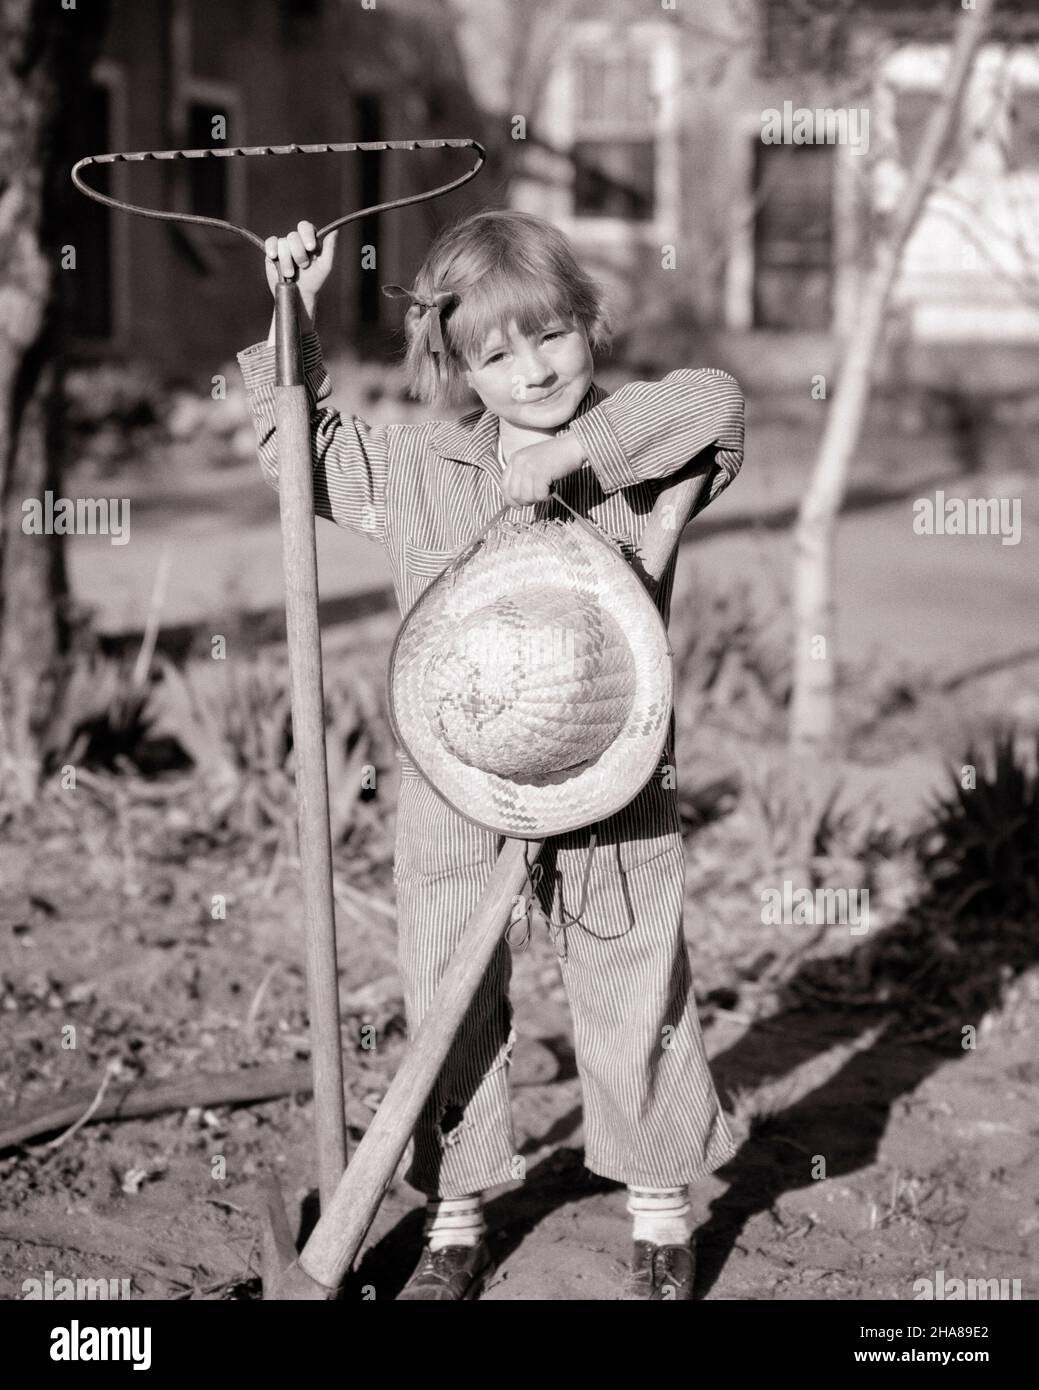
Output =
[{"x1": 296, "y1": 462, "x2": 717, "y2": 1294}]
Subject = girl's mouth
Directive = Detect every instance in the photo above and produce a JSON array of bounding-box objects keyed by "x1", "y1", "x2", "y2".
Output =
[{"x1": 529, "y1": 383, "x2": 565, "y2": 404}]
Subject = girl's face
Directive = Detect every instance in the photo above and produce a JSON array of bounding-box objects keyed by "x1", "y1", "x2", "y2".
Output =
[{"x1": 463, "y1": 317, "x2": 594, "y2": 429}]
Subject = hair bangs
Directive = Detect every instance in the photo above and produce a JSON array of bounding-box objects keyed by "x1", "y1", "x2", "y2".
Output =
[{"x1": 447, "y1": 268, "x2": 579, "y2": 366}]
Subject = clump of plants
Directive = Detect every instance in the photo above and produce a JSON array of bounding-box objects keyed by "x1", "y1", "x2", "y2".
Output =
[
  {"x1": 915, "y1": 728, "x2": 1039, "y2": 919},
  {"x1": 670, "y1": 575, "x2": 792, "y2": 740},
  {"x1": 63, "y1": 361, "x2": 167, "y2": 473},
  {"x1": 25, "y1": 645, "x2": 399, "y2": 862}
]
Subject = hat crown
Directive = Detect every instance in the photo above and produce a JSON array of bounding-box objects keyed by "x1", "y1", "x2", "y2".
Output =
[
  {"x1": 421, "y1": 584, "x2": 635, "y2": 782},
  {"x1": 390, "y1": 514, "x2": 673, "y2": 836}
]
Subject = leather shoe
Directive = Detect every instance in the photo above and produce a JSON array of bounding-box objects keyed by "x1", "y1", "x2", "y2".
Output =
[
  {"x1": 397, "y1": 1240, "x2": 494, "y2": 1301},
  {"x1": 619, "y1": 1240, "x2": 696, "y2": 1300}
]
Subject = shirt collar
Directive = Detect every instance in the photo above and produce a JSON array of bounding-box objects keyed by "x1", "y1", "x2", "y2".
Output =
[{"x1": 430, "y1": 379, "x2": 608, "y2": 466}]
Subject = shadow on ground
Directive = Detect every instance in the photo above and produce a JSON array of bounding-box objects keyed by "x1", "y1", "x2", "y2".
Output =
[{"x1": 693, "y1": 890, "x2": 1035, "y2": 1298}]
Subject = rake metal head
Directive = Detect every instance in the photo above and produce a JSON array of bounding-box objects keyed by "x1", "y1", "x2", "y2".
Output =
[{"x1": 71, "y1": 137, "x2": 486, "y2": 250}]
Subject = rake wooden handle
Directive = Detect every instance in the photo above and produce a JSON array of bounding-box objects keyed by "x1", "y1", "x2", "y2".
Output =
[
  {"x1": 274, "y1": 282, "x2": 347, "y2": 1209},
  {"x1": 296, "y1": 463, "x2": 717, "y2": 1293}
]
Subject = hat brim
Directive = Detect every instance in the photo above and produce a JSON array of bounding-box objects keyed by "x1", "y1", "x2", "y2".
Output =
[{"x1": 388, "y1": 515, "x2": 673, "y2": 838}]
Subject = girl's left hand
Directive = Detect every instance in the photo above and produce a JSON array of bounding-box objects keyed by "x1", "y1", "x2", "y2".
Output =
[{"x1": 499, "y1": 433, "x2": 586, "y2": 508}]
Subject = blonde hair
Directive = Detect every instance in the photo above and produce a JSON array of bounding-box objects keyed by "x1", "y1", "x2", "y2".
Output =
[{"x1": 391, "y1": 209, "x2": 611, "y2": 407}]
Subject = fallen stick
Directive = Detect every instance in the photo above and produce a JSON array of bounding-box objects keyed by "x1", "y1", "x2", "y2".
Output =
[
  {"x1": 44, "y1": 1059, "x2": 122, "y2": 1150},
  {"x1": 0, "y1": 1062, "x2": 314, "y2": 1154},
  {"x1": 244, "y1": 964, "x2": 280, "y2": 1037},
  {"x1": 0, "y1": 1210, "x2": 244, "y2": 1281},
  {"x1": 131, "y1": 543, "x2": 173, "y2": 690}
]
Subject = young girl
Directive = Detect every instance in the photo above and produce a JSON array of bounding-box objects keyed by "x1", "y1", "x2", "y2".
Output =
[{"x1": 237, "y1": 209, "x2": 745, "y2": 1301}]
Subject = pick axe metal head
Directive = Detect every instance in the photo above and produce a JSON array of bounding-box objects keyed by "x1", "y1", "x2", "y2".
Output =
[{"x1": 258, "y1": 1175, "x2": 335, "y2": 1301}]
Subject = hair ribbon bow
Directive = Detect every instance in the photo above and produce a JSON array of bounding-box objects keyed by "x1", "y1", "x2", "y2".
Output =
[{"x1": 381, "y1": 284, "x2": 457, "y2": 353}]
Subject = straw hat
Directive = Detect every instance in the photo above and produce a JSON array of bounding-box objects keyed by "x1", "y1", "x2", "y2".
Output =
[{"x1": 388, "y1": 506, "x2": 673, "y2": 838}]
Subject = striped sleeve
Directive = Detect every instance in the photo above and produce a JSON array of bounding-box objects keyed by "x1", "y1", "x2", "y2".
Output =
[
  {"x1": 236, "y1": 330, "x2": 389, "y2": 544},
  {"x1": 568, "y1": 368, "x2": 745, "y2": 514}
]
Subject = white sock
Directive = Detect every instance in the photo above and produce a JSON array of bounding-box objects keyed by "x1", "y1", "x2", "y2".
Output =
[
  {"x1": 424, "y1": 1193, "x2": 486, "y2": 1250},
  {"x1": 626, "y1": 1185, "x2": 692, "y2": 1246}
]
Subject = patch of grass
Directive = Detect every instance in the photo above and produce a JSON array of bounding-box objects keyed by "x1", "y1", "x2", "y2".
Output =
[
  {"x1": 24, "y1": 645, "x2": 399, "y2": 863},
  {"x1": 671, "y1": 576, "x2": 792, "y2": 741}
]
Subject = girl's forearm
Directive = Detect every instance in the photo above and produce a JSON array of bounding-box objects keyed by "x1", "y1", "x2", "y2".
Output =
[{"x1": 265, "y1": 293, "x2": 317, "y2": 346}]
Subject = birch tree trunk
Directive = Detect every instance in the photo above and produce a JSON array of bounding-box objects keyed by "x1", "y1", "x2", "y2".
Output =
[
  {"x1": 0, "y1": 0, "x2": 107, "y2": 799},
  {"x1": 788, "y1": 0, "x2": 995, "y2": 757}
]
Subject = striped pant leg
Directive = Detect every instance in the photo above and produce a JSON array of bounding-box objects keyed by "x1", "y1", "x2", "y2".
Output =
[
  {"x1": 392, "y1": 775, "x2": 519, "y2": 1199},
  {"x1": 539, "y1": 783, "x2": 738, "y2": 1187}
]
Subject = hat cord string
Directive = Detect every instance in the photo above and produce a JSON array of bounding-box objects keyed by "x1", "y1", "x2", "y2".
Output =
[
  {"x1": 442, "y1": 485, "x2": 627, "y2": 611},
  {"x1": 508, "y1": 835, "x2": 636, "y2": 962},
  {"x1": 545, "y1": 486, "x2": 627, "y2": 558},
  {"x1": 477, "y1": 484, "x2": 624, "y2": 556}
]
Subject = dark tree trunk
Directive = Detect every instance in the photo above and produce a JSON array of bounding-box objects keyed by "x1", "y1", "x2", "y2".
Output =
[{"x1": 0, "y1": 0, "x2": 107, "y2": 795}]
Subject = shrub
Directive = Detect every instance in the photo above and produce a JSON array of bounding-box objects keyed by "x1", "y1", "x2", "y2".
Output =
[{"x1": 915, "y1": 729, "x2": 1039, "y2": 918}]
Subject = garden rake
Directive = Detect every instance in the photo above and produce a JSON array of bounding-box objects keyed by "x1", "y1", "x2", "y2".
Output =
[{"x1": 72, "y1": 136, "x2": 486, "y2": 1297}]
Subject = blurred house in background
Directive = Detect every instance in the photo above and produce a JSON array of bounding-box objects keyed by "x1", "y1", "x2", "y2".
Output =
[
  {"x1": 61, "y1": 0, "x2": 485, "y2": 380},
  {"x1": 459, "y1": 0, "x2": 1039, "y2": 393},
  {"x1": 65, "y1": 0, "x2": 1039, "y2": 400}
]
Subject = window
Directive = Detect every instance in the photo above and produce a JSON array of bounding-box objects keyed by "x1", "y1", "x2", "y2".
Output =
[
  {"x1": 759, "y1": 0, "x2": 851, "y2": 78},
  {"x1": 172, "y1": 80, "x2": 245, "y2": 236},
  {"x1": 1009, "y1": 88, "x2": 1039, "y2": 171},
  {"x1": 281, "y1": 0, "x2": 320, "y2": 37},
  {"x1": 187, "y1": 101, "x2": 230, "y2": 220},
  {"x1": 572, "y1": 49, "x2": 655, "y2": 221},
  {"x1": 752, "y1": 143, "x2": 834, "y2": 329},
  {"x1": 572, "y1": 141, "x2": 655, "y2": 220},
  {"x1": 576, "y1": 52, "x2": 654, "y2": 127}
]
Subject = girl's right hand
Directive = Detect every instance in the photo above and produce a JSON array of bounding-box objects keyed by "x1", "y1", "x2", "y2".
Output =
[{"x1": 264, "y1": 222, "x2": 338, "y2": 304}]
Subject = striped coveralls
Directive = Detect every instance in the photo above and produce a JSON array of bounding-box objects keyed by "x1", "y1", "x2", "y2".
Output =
[{"x1": 238, "y1": 332, "x2": 745, "y2": 1198}]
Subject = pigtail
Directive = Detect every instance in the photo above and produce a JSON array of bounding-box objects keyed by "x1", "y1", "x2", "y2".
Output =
[{"x1": 382, "y1": 283, "x2": 462, "y2": 406}]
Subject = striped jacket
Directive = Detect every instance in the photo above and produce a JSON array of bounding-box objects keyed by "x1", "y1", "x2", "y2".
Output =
[{"x1": 237, "y1": 333, "x2": 744, "y2": 770}]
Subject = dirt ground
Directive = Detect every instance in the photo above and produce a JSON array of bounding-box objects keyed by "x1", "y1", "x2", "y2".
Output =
[
  {"x1": 3, "y1": 397, "x2": 1038, "y2": 1301},
  {"x1": 2, "y1": 704, "x2": 1037, "y2": 1301}
]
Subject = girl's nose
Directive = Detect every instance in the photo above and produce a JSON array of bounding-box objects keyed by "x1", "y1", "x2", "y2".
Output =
[{"x1": 517, "y1": 346, "x2": 553, "y2": 387}]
